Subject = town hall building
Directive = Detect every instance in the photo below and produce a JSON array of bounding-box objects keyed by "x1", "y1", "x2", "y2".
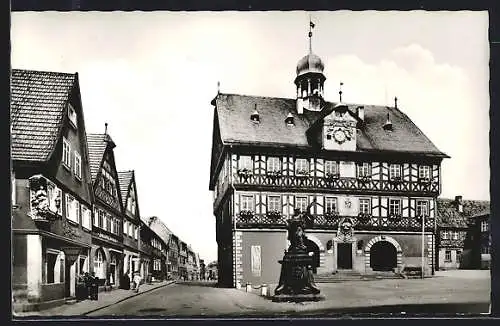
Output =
[{"x1": 208, "y1": 25, "x2": 449, "y2": 287}]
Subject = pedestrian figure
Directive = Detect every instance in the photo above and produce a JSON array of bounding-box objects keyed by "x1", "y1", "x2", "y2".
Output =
[
  {"x1": 83, "y1": 272, "x2": 92, "y2": 300},
  {"x1": 133, "y1": 271, "x2": 142, "y2": 293},
  {"x1": 90, "y1": 272, "x2": 99, "y2": 300}
]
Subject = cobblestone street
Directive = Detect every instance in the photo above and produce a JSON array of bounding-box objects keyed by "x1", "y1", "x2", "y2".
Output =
[{"x1": 15, "y1": 270, "x2": 490, "y2": 317}]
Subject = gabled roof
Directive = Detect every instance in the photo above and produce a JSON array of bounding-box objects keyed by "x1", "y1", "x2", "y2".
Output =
[
  {"x1": 212, "y1": 93, "x2": 449, "y2": 156},
  {"x1": 436, "y1": 198, "x2": 490, "y2": 228},
  {"x1": 11, "y1": 69, "x2": 77, "y2": 161},
  {"x1": 117, "y1": 170, "x2": 134, "y2": 207},
  {"x1": 86, "y1": 133, "x2": 115, "y2": 181},
  {"x1": 146, "y1": 216, "x2": 173, "y2": 246}
]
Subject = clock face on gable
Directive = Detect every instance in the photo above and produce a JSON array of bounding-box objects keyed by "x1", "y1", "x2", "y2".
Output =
[{"x1": 327, "y1": 126, "x2": 352, "y2": 144}]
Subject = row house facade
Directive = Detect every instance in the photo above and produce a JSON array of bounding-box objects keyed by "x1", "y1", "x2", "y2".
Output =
[
  {"x1": 209, "y1": 30, "x2": 449, "y2": 287},
  {"x1": 12, "y1": 69, "x2": 94, "y2": 311},
  {"x1": 179, "y1": 241, "x2": 188, "y2": 280},
  {"x1": 10, "y1": 69, "x2": 199, "y2": 312},
  {"x1": 145, "y1": 216, "x2": 171, "y2": 280},
  {"x1": 87, "y1": 133, "x2": 125, "y2": 289},
  {"x1": 11, "y1": 69, "x2": 203, "y2": 312},
  {"x1": 169, "y1": 234, "x2": 180, "y2": 279},
  {"x1": 118, "y1": 170, "x2": 142, "y2": 286}
]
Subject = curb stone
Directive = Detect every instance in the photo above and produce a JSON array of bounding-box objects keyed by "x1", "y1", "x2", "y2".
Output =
[{"x1": 82, "y1": 280, "x2": 176, "y2": 316}]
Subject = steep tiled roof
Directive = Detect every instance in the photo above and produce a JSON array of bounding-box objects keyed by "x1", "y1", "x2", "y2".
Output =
[
  {"x1": 117, "y1": 170, "x2": 134, "y2": 207},
  {"x1": 147, "y1": 216, "x2": 173, "y2": 246},
  {"x1": 213, "y1": 93, "x2": 448, "y2": 156},
  {"x1": 86, "y1": 133, "x2": 114, "y2": 181},
  {"x1": 11, "y1": 69, "x2": 77, "y2": 161},
  {"x1": 436, "y1": 198, "x2": 490, "y2": 228}
]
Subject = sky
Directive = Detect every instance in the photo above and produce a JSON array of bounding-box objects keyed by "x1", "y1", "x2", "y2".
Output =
[{"x1": 11, "y1": 11, "x2": 489, "y2": 263}]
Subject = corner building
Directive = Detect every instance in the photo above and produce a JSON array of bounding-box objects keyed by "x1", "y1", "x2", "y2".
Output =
[{"x1": 209, "y1": 37, "x2": 449, "y2": 287}]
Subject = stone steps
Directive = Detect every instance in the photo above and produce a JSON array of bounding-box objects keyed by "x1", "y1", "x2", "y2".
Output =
[{"x1": 314, "y1": 271, "x2": 403, "y2": 283}]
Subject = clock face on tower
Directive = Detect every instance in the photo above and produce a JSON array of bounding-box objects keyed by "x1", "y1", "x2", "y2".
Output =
[
  {"x1": 334, "y1": 129, "x2": 346, "y2": 143},
  {"x1": 327, "y1": 126, "x2": 352, "y2": 145}
]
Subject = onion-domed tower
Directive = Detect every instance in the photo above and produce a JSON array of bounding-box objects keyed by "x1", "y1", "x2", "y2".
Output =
[{"x1": 295, "y1": 20, "x2": 326, "y2": 114}]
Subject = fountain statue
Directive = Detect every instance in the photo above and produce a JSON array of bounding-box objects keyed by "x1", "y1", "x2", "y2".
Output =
[{"x1": 272, "y1": 201, "x2": 324, "y2": 302}]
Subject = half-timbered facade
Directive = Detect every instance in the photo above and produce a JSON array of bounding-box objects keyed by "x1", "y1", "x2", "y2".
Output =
[
  {"x1": 11, "y1": 69, "x2": 94, "y2": 311},
  {"x1": 138, "y1": 219, "x2": 153, "y2": 281},
  {"x1": 118, "y1": 170, "x2": 141, "y2": 286},
  {"x1": 145, "y1": 216, "x2": 170, "y2": 280},
  {"x1": 209, "y1": 36, "x2": 449, "y2": 287},
  {"x1": 87, "y1": 133, "x2": 125, "y2": 289}
]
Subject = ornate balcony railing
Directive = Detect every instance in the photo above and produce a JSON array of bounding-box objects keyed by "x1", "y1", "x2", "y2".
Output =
[
  {"x1": 235, "y1": 213, "x2": 434, "y2": 231},
  {"x1": 233, "y1": 173, "x2": 439, "y2": 194}
]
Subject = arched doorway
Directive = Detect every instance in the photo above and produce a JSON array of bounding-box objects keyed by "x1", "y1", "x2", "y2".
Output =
[
  {"x1": 305, "y1": 238, "x2": 320, "y2": 274},
  {"x1": 370, "y1": 241, "x2": 397, "y2": 271}
]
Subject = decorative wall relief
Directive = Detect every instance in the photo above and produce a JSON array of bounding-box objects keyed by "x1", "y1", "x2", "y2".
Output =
[
  {"x1": 29, "y1": 175, "x2": 61, "y2": 221},
  {"x1": 337, "y1": 217, "x2": 355, "y2": 242}
]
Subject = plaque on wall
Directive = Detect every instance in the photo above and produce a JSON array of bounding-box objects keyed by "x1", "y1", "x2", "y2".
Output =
[{"x1": 251, "y1": 245, "x2": 262, "y2": 277}]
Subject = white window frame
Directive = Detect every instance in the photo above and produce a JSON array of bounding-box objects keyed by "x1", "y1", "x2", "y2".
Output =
[
  {"x1": 295, "y1": 158, "x2": 309, "y2": 175},
  {"x1": 241, "y1": 195, "x2": 255, "y2": 212},
  {"x1": 452, "y1": 231, "x2": 459, "y2": 240},
  {"x1": 62, "y1": 137, "x2": 71, "y2": 169},
  {"x1": 442, "y1": 230, "x2": 449, "y2": 239},
  {"x1": 325, "y1": 197, "x2": 338, "y2": 214},
  {"x1": 418, "y1": 165, "x2": 431, "y2": 180},
  {"x1": 93, "y1": 207, "x2": 98, "y2": 227},
  {"x1": 416, "y1": 200, "x2": 429, "y2": 217},
  {"x1": 481, "y1": 221, "x2": 488, "y2": 232},
  {"x1": 65, "y1": 194, "x2": 79, "y2": 223},
  {"x1": 68, "y1": 103, "x2": 77, "y2": 127},
  {"x1": 74, "y1": 151, "x2": 82, "y2": 180},
  {"x1": 296, "y1": 196, "x2": 308, "y2": 212},
  {"x1": 267, "y1": 157, "x2": 281, "y2": 173},
  {"x1": 357, "y1": 162, "x2": 371, "y2": 177},
  {"x1": 325, "y1": 161, "x2": 338, "y2": 176},
  {"x1": 124, "y1": 220, "x2": 129, "y2": 236},
  {"x1": 239, "y1": 155, "x2": 253, "y2": 171},
  {"x1": 128, "y1": 223, "x2": 134, "y2": 237},
  {"x1": 389, "y1": 164, "x2": 402, "y2": 180},
  {"x1": 359, "y1": 198, "x2": 371, "y2": 214},
  {"x1": 94, "y1": 250, "x2": 105, "y2": 279},
  {"x1": 134, "y1": 226, "x2": 138, "y2": 240},
  {"x1": 268, "y1": 195, "x2": 281, "y2": 212},
  {"x1": 389, "y1": 198, "x2": 401, "y2": 216},
  {"x1": 82, "y1": 205, "x2": 91, "y2": 230}
]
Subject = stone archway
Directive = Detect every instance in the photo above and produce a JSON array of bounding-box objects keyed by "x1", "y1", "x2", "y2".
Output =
[
  {"x1": 304, "y1": 234, "x2": 326, "y2": 273},
  {"x1": 364, "y1": 235, "x2": 403, "y2": 272}
]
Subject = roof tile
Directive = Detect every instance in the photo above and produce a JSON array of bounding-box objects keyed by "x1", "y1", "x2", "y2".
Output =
[{"x1": 11, "y1": 69, "x2": 77, "y2": 161}]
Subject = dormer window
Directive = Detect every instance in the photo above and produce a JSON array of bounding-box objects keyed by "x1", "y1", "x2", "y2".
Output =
[
  {"x1": 68, "y1": 104, "x2": 77, "y2": 128},
  {"x1": 285, "y1": 113, "x2": 294, "y2": 125},
  {"x1": 250, "y1": 107, "x2": 260, "y2": 123}
]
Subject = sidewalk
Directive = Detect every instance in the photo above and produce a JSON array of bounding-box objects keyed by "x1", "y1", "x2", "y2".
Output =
[{"x1": 14, "y1": 280, "x2": 175, "y2": 317}]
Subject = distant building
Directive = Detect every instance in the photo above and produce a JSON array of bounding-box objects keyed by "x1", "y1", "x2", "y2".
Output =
[
  {"x1": 207, "y1": 261, "x2": 218, "y2": 281},
  {"x1": 199, "y1": 259, "x2": 206, "y2": 280},
  {"x1": 145, "y1": 216, "x2": 170, "y2": 280},
  {"x1": 179, "y1": 241, "x2": 188, "y2": 280},
  {"x1": 436, "y1": 196, "x2": 490, "y2": 270}
]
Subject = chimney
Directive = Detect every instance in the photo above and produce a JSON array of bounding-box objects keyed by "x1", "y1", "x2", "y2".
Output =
[
  {"x1": 104, "y1": 122, "x2": 108, "y2": 135},
  {"x1": 455, "y1": 195, "x2": 463, "y2": 213},
  {"x1": 357, "y1": 106, "x2": 365, "y2": 121},
  {"x1": 394, "y1": 96, "x2": 398, "y2": 109},
  {"x1": 383, "y1": 112, "x2": 393, "y2": 131}
]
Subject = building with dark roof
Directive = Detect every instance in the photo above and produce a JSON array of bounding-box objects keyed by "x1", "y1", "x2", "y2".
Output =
[
  {"x1": 11, "y1": 69, "x2": 94, "y2": 311},
  {"x1": 436, "y1": 196, "x2": 490, "y2": 270},
  {"x1": 87, "y1": 132, "x2": 125, "y2": 289},
  {"x1": 117, "y1": 170, "x2": 141, "y2": 286},
  {"x1": 145, "y1": 216, "x2": 170, "y2": 280},
  {"x1": 209, "y1": 25, "x2": 449, "y2": 287}
]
